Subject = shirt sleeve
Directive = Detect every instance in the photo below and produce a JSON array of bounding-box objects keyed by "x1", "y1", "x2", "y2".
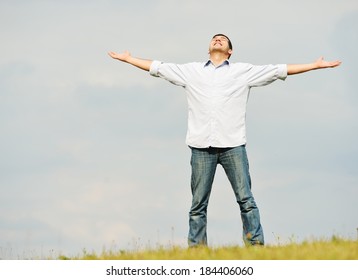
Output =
[
  {"x1": 149, "y1": 60, "x2": 162, "y2": 77},
  {"x1": 149, "y1": 60, "x2": 187, "y2": 87},
  {"x1": 246, "y1": 64, "x2": 287, "y2": 87}
]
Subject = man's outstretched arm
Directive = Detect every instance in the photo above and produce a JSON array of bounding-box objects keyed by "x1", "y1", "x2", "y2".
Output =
[
  {"x1": 287, "y1": 56, "x2": 341, "y2": 75},
  {"x1": 108, "y1": 50, "x2": 152, "y2": 71}
]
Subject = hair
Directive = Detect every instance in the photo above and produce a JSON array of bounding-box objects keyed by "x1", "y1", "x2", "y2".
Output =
[{"x1": 212, "y1": 34, "x2": 233, "y2": 58}]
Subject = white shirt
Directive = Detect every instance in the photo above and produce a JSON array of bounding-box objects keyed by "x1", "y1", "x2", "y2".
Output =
[{"x1": 150, "y1": 60, "x2": 287, "y2": 148}]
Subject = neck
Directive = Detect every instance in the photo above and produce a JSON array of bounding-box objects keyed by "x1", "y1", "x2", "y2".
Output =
[{"x1": 209, "y1": 52, "x2": 229, "y2": 66}]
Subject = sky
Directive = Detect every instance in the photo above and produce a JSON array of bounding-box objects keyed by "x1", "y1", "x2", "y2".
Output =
[{"x1": 0, "y1": 0, "x2": 357, "y2": 259}]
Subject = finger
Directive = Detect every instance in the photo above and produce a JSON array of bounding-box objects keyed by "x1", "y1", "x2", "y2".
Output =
[
  {"x1": 333, "y1": 60, "x2": 342, "y2": 66},
  {"x1": 108, "y1": 51, "x2": 117, "y2": 58},
  {"x1": 328, "y1": 60, "x2": 341, "y2": 67}
]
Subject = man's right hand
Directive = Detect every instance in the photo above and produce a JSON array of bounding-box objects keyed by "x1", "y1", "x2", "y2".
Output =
[
  {"x1": 108, "y1": 50, "x2": 153, "y2": 72},
  {"x1": 108, "y1": 50, "x2": 131, "y2": 62}
]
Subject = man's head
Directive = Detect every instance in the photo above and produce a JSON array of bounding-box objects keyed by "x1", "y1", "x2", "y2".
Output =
[{"x1": 209, "y1": 34, "x2": 233, "y2": 59}]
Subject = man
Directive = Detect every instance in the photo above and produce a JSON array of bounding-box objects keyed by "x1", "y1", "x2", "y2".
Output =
[{"x1": 108, "y1": 34, "x2": 341, "y2": 247}]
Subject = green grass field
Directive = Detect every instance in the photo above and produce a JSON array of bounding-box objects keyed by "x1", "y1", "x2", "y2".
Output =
[{"x1": 61, "y1": 237, "x2": 358, "y2": 260}]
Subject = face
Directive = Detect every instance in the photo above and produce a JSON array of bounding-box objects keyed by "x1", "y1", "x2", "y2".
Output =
[{"x1": 209, "y1": 35, "x2": 232, "y2": 57}]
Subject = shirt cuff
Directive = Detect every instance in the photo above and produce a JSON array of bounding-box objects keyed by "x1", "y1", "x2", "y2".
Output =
[
  {"x1": 278, "y1": 64, "x2": 288, "y2": 80},
  {"x1": 149, "y1": 60, "x2": 163, "y2": 77}
]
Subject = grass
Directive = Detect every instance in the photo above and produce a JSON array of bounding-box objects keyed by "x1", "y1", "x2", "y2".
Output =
[{"x1": 60, "y1": 236, "x2": 358, "y2": 260}]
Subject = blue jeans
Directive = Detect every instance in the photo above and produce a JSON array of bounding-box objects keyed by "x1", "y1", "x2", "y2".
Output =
[{"x1": 188, "y1": 146, "x2": 264, "y2": 246}]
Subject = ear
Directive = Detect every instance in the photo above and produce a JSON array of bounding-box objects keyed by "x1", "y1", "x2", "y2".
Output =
[{"x1": 228, "y1": 49, "x2": 233, "y2": 55}]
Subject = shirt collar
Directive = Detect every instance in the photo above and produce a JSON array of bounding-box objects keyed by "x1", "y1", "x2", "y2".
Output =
[{"x1": 204, "y1": 59, "x2": 230, "y2": 68}]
